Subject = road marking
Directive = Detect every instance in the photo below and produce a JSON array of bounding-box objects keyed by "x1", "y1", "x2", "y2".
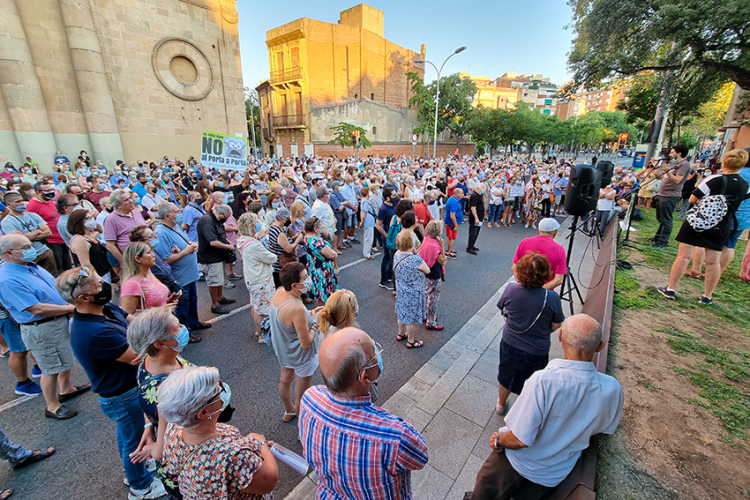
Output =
[
  {"x1": 0, "y1": 394, "x2": 39, "y2": 413},
  {"x1": 338, "y1": 252, "x2": 381, "y2": 271}
]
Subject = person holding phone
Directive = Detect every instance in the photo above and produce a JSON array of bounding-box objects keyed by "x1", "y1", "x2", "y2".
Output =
[{"x1": 119, "y1": 242, "x2": 180, "y2": 315}]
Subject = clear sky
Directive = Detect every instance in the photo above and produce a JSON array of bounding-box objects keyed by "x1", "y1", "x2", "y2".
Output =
[{"x1": 236, "y1": 0, "x2": 576, "y2": 90}]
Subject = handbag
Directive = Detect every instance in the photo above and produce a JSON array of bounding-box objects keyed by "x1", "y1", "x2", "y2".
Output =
[{"x1": 279, "y1": 251, "x2": 297, "y2": 267}]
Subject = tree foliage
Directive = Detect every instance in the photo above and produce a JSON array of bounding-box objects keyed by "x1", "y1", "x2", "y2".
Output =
[
  {"x1": 327, "y1": 122, "x2": 372, "y2": 150},
  {"x1": 244, "y1": 87, "x2": 261, "y2": 152},
  {"x1": 568, "y1": 0, "x2": 750, "y2": 89},
  {"x1": 407, "y1": 72, "x2": 477, "y2": 152}
]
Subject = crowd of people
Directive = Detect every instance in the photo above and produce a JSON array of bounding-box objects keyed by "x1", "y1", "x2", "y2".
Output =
[{"x1": 0, "y1": 143, "x2": 746, "y2": 499}]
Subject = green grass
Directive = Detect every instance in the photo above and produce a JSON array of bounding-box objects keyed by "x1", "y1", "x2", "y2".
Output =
[{"x1": 661, "y1": 328, "x2": 750, "y2": 383}]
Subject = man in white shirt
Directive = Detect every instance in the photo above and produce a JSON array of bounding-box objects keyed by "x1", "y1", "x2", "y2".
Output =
[
  {"x1": 468, "y1": 314, "x2": 624, "y2": 500},
  {"x1": 311, "y1": 187, "x2": 336, "y2": 240}
]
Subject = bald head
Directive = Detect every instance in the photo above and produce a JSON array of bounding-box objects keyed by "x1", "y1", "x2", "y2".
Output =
[
  {"x1": 561, "y1": 314, "x2": 603, "y2": 355},
  {"x1": 319, "y1": 327, "x2": 376, "y2": 396}
]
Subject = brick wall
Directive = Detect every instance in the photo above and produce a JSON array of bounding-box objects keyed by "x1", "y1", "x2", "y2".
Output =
[{"x1": 313, "y1": 142, "x2": 474, "y2": 158}]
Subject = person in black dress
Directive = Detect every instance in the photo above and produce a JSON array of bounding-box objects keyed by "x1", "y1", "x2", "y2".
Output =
[{"x1": 659, "y1": 149, "x2": 750, "y2": 305}]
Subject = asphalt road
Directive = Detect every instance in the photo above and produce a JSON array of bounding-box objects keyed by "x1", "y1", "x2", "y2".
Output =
[{"x1": 0, "y1": 156, "x2": 634, "y2": 499}]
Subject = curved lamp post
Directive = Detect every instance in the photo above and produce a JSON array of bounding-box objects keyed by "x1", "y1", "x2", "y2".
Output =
[{"x1": 415, "y1": 46, "x2": 466, "y2": 159}]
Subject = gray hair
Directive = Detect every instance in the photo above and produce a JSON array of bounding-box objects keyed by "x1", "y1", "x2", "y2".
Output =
[
  {"x1": 562, "y1": 314, "x2": 603, "y2": 353},
  {"x1": 214, "y1": 204, "x2": 232, "y2": 216},
  {"x1": 0, "y1": 234, "x2": 25, "y2": 256},
  {"x1": 316, "y1": 187, "x2": 328, "y2": 199},
  {"x1": 55, "y1": 267, "x2": 98, "y2": 304},
  {"x1": 157, "y1": 366, "x2": 220, "y2": 428},
  {"x1": 156, "y1": 202, "x2": 176, "y2": 220},
  {"x1": 425, "y1": 219, "x2": 443, "y2": 238},
  {"x1": 276, "y1": 207, "x2": 291, "y2": 221},
  {"x1": 321, "y1": 345, "x2": 368, "y2": 395},
  {"x1": 127, "y1": 305, "x2": 176, "y2": 356},
  {"x1": 110, "y1": 189, "x2": 129, "y2": 207}
]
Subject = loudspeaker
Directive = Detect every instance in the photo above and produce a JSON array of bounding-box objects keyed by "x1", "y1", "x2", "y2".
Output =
[
  {"x1": 596, "y1": 160, "x2": 615, "y2": 189},
  {"x1": 564, "y1": 164, "x2": 602, "y2": 216}
]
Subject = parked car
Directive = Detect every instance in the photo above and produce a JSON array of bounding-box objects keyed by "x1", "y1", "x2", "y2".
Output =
[{"x1": 618, "y1": 149, "x2": 632, "y2": 157}]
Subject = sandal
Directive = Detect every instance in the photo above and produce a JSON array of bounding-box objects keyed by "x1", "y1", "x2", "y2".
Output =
[
  {"x1": 396, "y1": 333, "x2": 407, "y2": 341},
  {"x1": 405, "y1": 340, "x2": 424, "y2": 349},
  {"x1": 0, "y1": 489, "x2": 11, "y2": 500},
  {"x1": 684, "y1": 269, "x2": 704, "y2": 279},
  {"x1": 11, "y1": 447, "x2": 55, "y2": 469},
  {"x1": 336, "y1": 250, "x2": 343, "y2": 255},
  {"x1": 282, "y1": 412, "x2": 297, "y2": 422}
]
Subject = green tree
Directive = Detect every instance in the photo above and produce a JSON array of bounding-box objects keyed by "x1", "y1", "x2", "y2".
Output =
[
  {"x1": 568, "y1": 0, "x2": 750, "y2": 89},
  {"x1": 327, "y1": 122, "x2": 372, "y2": 152},
  {"x1": 681, "y1": 81, "x2": 736, "y2": 143},
  {"x1": 407, "y1": 72, "x2": 477, "y2": 153},
  {"x1": 244, "y1": 87, "x2": 261, "y2": 155}
]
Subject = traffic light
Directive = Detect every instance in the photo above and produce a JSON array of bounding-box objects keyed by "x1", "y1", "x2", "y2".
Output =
[
  {"x1": 619, "y1": 133, "x2": 629, "y2": 142},
  {"x1": 351, "y1": 130, "x2": 357, "y2": 146}
]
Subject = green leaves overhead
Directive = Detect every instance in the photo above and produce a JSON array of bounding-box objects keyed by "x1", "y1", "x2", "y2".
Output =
[{"x1": 327, "y1": 122, "x2": 372, "y2": 150}]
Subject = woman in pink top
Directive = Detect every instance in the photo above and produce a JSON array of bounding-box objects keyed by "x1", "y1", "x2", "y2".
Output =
[{"x1": 120, "y1": 242, "x2": 179, "y2": 314}]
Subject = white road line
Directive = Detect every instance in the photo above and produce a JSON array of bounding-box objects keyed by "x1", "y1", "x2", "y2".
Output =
[
  {"x1": 0, "y1": 394, "x2": 39, "y2": 413},
  {"x1": 0, "y1": 251, "x2": 383, "y2": 414}
]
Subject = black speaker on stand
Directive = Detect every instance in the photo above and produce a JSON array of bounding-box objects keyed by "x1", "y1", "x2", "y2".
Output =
[
  {"x1": 596, "y1": 160, "x2": 615, "y2": 189},
  {"x1": 559, "y1": 164, "x2": 602, "y2": 314}
]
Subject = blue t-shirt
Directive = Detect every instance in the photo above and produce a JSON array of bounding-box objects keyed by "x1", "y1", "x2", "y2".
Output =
[
  {"x1": 377, "y1": 202, "x2": 396, "y2": 232},
  {"x1": 0, "y1": 262, "x2": 67, "y2": 324},
  {"x1": 735, "y1": 167, "x2": 750, "y2": 231},
  {"x1": 329, "y1": 190, "x2": 344, "y2": 211},
  {"x1": 444, "y1": 196, "x2": 463, "y2": 227},
  {"x1": 131, "y1": 182, "x2": 147, "y2": 201},
  {"x1": 182, "y1": 203, "x2": 205, "y2": 242},
  {"x1": 154, "y1": 224, "x2": 200, "y2": 286},
  {"x1": 69, "y1": 304, "x2": 137, "y2": 397}
]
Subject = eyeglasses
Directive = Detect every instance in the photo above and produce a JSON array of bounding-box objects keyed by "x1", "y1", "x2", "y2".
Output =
[
  {"x1": 73, "y1": 266, "x2": 91, "y2": 292},
  {"x1": 208, "y1": 380, "x2": 227, "y2": 405},
  {"x1": 361, "y1": 342, "x2": 382, "y2": 371}
]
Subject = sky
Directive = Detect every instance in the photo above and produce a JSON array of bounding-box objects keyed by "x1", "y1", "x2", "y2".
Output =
[{"x1": 235, "y1": 0, "x2": 576, "y2": 90}]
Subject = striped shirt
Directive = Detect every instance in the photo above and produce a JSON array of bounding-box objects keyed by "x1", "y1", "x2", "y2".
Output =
[
  {"x1": 267, "y1": 225, "x2": 284, "y2": 272},
  {"x1": 299, "y1": 385, "x2": 428, "y2": 500}
]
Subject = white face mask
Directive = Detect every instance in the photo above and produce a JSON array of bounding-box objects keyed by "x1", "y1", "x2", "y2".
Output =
[{"x1": 84, "y1": 219, "x2": 98, "y2": 230}]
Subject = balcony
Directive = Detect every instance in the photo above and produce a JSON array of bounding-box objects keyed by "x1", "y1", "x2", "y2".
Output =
[
  {"x1": 270, "y1": 66, "x2": 302, "y2": 84},
  {"x1": 272, "y1": 114, "x2": 305, "y2": 129},
  {"x1": 262, "y1": 127, "x2": 273, "y2": 142}
]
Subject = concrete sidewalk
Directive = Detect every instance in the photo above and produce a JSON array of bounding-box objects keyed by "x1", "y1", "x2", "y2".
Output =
[{"x1": 285, "y1": 217, "x2": 599, "y2": 500}]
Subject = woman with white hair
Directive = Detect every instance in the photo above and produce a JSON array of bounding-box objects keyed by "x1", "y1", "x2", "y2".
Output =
[
  {"x1": 158, "y1": 366, "x2": 278, "y2": 499},
  {"x1": 127, "y1": 305, "x2": 193, "y2": 500},
  {"x1": 237, "y1": 213, "x2": 277, "y2": 343}
]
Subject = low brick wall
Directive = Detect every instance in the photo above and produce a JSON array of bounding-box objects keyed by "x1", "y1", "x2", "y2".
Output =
[{"x1": 313, "y1": 142, "x2": 475, "y2": 158}]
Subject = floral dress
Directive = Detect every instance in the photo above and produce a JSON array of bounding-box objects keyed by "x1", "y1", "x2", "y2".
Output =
[
  {"x1": 137, "y1": 357, "x2": 193, "y2": 500},
  {"x1": 526, "y1": 188, "x2": 542, "y2": 226},
  {"x1": 305, "y1": 236, "x2": 338, "y2": 302},
  {"x1": 393, "y1": 252, "x2": 426, "y2": 325},
  {"x1": 162, "y1": 423, "x2": 272, "y2": 500}
]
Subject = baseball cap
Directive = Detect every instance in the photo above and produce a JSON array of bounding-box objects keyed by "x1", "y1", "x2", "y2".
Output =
[
  {"x1": 332, "y1": 180, "x2": 343, "y2": 187},
  {"x1": 538, "y1": 218, "x2": 560, "y2": 232}
]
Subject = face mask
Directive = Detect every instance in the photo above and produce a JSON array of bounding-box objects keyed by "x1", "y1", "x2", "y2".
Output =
[
  {"x1": 76, "y1": 193, "x2": 84, "y2": 201},
  {"x1": 175, "y1": 213, "x2": 183, "y2": 224},
  {"x1": 272, "y1": 202, "x2": 280, "y2": 209},
  {"x1": 169, "y1": 326, "x2": 190, "y2": 352},
  {"x1": 15, "y1": 204, "x2": 27, "y2": 213},
  {"x1": 206, "y1": 382, "x2": 233, "y2": 419},
  {"x1": 367, "y1": 351, "x2": 384, "y2": 402},
  {"x1": 281, "y1": 189, "x2": 287, "y2": 196},
  {"x1": 98, "y1": 183, "x2": 107, "y2": 191},
  {"x1": 150, "y1": 238, "x2": 160, "y2": 249},
  {"x1": 217, "y1": 182, "x2": 225, "y2": 188},
  {"x1": 298, "y1": 276, "x2": 312, "y2": 294},
  {"x1": 19, "y1": 247, "x2": 37, "y2": 262},
  {"x1": 302, "y1": 189, "x2": 309, "y2": 197},
  {"x1": 84, "y1": 281, "x2": 112, "y2": 306},
  {"x1": 43, "y1": 191, "x2": 56, "y2": 200},
  {"x1": 84, "y1": 219, "x2": 98, "y2": 230},
  {"x1": 71, "y1": 179, "x2": 79, "y2": 184},
  {"x1": 254, "y1": 222, "x2": 264, "y2": 234}
]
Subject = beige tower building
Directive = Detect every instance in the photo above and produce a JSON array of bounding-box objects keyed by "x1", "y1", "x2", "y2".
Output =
[{"x1": 0, "y1": 0, "x2": 246, "y2": 170}]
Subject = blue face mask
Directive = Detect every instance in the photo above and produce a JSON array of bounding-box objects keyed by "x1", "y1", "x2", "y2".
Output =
[
  {"x1": 150, "y1": 238, "x2": 160, "y2": 249},
  {"x1": 254, "y1": 222, "x2": 264, "y2": 234},
  {"x1": 19, "y1": 247, "x2": 37, "y2": 262},
  {"x1": 170, "y1": 326, "x2": 190, "y2": 352},
  {"x1": 218, "y1": 182, "x2": 225, "y2": 188},
  {"x1": 272, "y1": 202, "x2": 280, "y2": 209},
  {"x1": 175, "y1": 213, "x2": 183, "y2": 224},
  {"x1": 98, "y1": 183, "x2": 107, "y2": 191},
  {"x1": 15, "y1": 204, "x2": 27, "y2": 213}
]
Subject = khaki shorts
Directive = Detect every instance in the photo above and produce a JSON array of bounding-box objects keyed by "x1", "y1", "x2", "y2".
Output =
[
  {"x1": 247, "y1": 276, "x2": 276, "y2": 317},
  {"x1": 200, "y1": 262, "x2": 225, "y2": 287},
  {"x1": 20, "y1": 316, "x2": 74, "y2": 375}
]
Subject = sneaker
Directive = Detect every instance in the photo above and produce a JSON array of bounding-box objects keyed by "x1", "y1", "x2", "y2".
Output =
[
  {"x1": 341, "y1": 241, "x2": 352, "y2": 249},
  {"x1": 524, "y1": 224, "x2": 529, "y2": 228},
  {"x1": 699, "y1": 295, "x2": 713, "y2": 305},
  {"x1": 495, "y1": 400, "x2": 507, "y2": 415},
  {"x1": 652, "y1": 242, "x2": 668, "y2": 248},
  {"x1": 371, "y1": 247, "x2": 378, "y2": 253},
  {"x1": 466, "y1": 248, "x2": 477, "y2": 255},
  {"x1": 145, "y1": 458, "x2": 157, "y2": 472},
  {"x1": 15, "y1": 379, "x2": 42, "y2": 396},
  {"x1": 128, "y1": 478, "x2": 167, "y2": 500},
  {"x1": 350, "y1": 238, "x2": 361, "y2": 244},
  {"x1": 32, "y1": 366, "x2": 42, "y2": 378},
  {"x1": 447, "y1": 253, "x2": 457, "y2": 260},
  {"x1": 218, "y1": 297, "x2": 236, "y2": 305},
  {"x1": 222, "y1": 280, "x2": 235, "y2": 289},
  {"x1": 211, "y1": 305, "x2": 230, "y2": 315},
  {"x1": 657, "y1": 287, "x2": 675, "y2": 300},
  {"x1": 226, "y1": 273, "x2": 242, "y2": 281}
]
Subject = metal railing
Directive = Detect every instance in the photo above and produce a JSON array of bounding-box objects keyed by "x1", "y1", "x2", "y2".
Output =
[
  {"x1": 270, "y1": 66, "x2": 302, "y2": 84},
  {"x1": 272, "y1": 114, "x2": 304, "y2": 128}
]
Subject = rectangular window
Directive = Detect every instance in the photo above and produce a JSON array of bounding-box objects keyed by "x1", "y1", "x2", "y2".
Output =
[
  {"x1": 371, "y1": 93, "x2": 375, "y2": 100},
  {"x1": 291, "y1": 47, "x2": 299, "y2": 68},
  {"x1": 276, "y1": 51, "x2": 284, "y2": 72}
]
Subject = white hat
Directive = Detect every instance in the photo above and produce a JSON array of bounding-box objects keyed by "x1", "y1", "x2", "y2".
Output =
[{"x1": 538, "y1": 218, "x2": 560, "y2": 232}]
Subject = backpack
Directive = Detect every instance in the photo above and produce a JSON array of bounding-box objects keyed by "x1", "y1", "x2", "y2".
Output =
[
  {"x1": 686, "y1": 176, "x2": 728, "y2": 232},
  {"x1": 386, "y1": 219, "x2": 402, "y2": 250}
]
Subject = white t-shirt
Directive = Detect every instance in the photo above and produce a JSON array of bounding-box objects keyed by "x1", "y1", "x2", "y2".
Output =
[{"x1": 597, "y1": 188, "x2": 614, "y2": 211}]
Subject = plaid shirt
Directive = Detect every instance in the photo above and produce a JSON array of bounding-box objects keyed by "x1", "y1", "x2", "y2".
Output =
[{"x1": 299, "y1": 385, "x2": 428, "y2": 500}]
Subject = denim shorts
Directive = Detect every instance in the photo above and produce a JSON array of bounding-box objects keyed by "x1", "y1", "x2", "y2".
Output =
[
  {"x1": 0, "y1": 318, "x2": 28, "y2": 353},
  {"x1": 725, "y1": 228, "x2": 744, "y2": 249}
]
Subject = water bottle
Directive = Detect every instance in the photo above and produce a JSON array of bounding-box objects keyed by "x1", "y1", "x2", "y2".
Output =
[{"x1": 270, "y1": 443, "x2": 310, "y2": 476}]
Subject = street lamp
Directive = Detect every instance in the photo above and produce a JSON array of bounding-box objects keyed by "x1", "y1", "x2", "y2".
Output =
[{"x1": 415, "y1": 46, "x2": 467, "y2": 159}]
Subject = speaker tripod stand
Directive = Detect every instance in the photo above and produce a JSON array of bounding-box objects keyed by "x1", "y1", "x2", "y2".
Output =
[{"x1": 559, "y1": 215, "x2": 585, "y2": 316}]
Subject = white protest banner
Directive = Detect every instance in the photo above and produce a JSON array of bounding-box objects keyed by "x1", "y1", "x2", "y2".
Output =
[
  {"x1": 201, "y1": 130, "x2": 247, "y2": 171},
  {"x1": 509, "y1": 186, "x2": 524, "y2": 198}
]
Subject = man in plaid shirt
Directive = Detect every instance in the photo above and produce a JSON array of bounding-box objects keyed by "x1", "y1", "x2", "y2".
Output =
[{"x1": 299, "y1": 328, "x2": 428, "y2": 499}]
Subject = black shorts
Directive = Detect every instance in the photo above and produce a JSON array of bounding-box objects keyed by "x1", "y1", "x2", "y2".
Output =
[{"x1": 497, "y1": 339, "x2": 548, "y2": 395}]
